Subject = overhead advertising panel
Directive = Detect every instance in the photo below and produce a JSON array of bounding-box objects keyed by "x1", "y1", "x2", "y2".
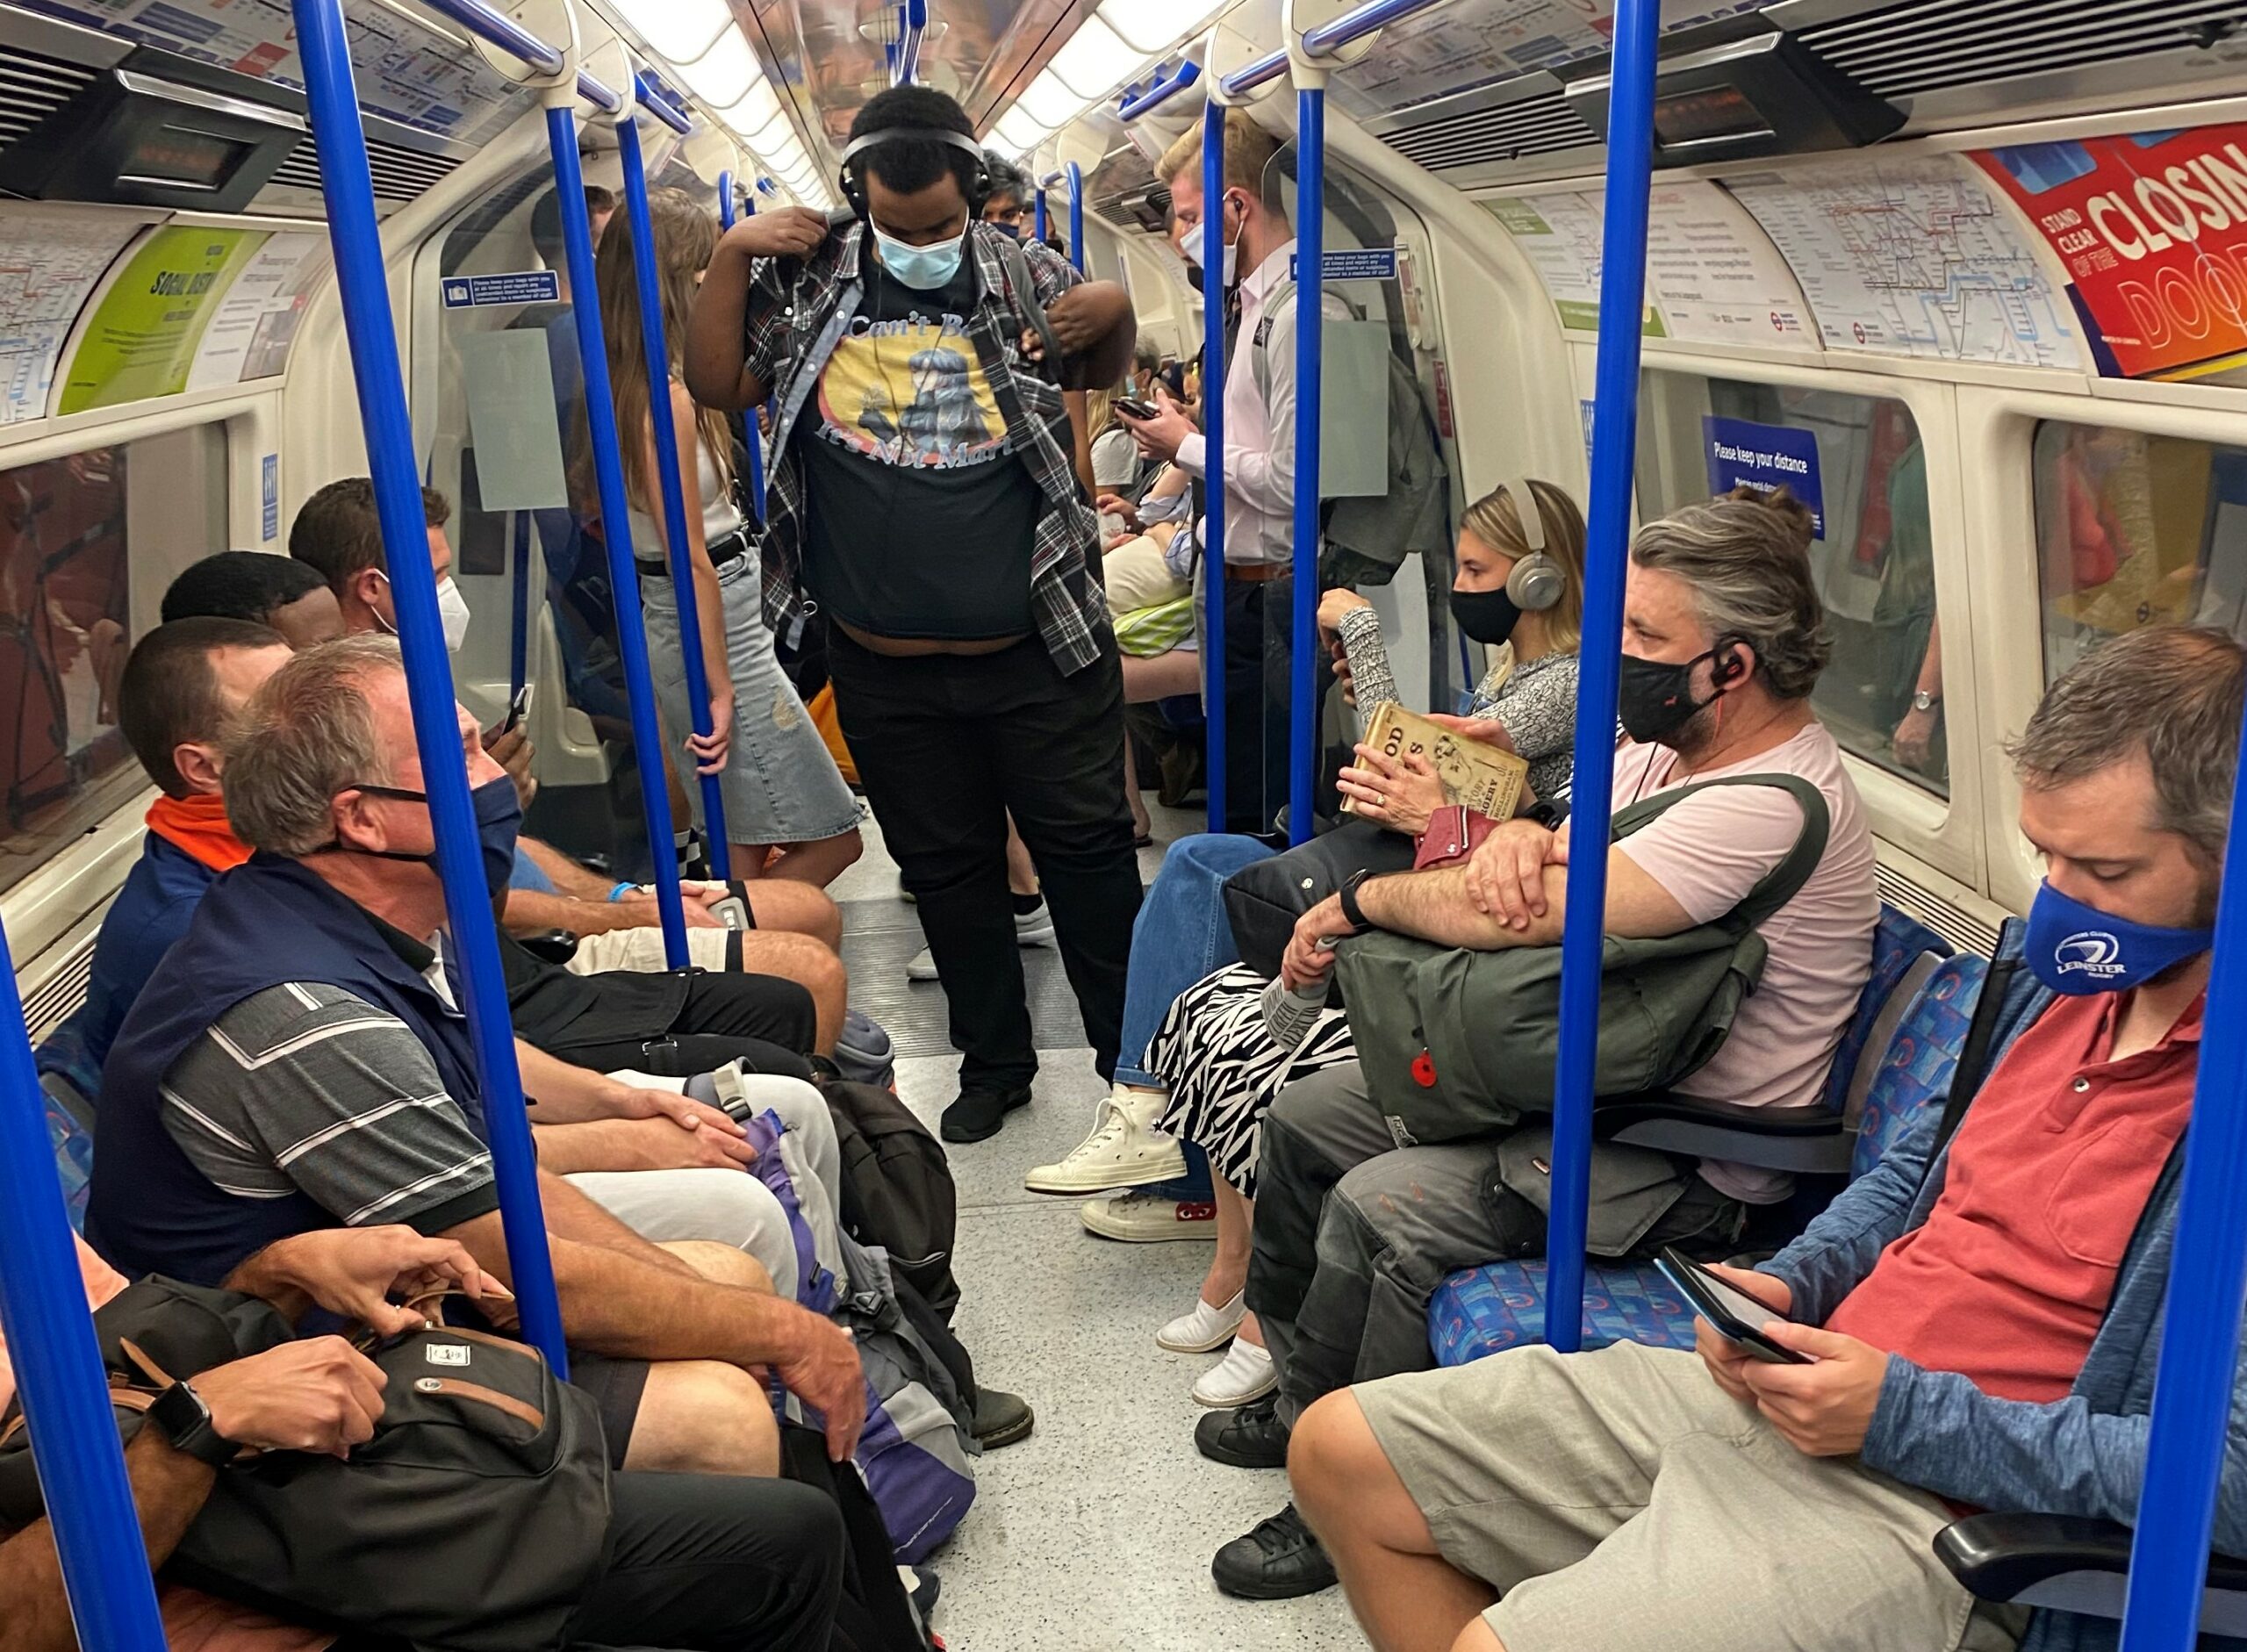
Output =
[
  {"x1": 1971, "y1": 126, "x2": 2247, "y2": 380},
  {"x1": 187, "y1": 231, "x2": 328, "y2": 389},
  {"x1": 1726, "y1": 154, "x2": 2084, "y2": 370},
  {"x1": 20, "y1": 0, "x2": 525, "y2": 147},
  {"x1": 54, "y1": 226, "x2": 261, "y2": 414},
  {"x1": 0, "y1": 206, "x2": 141, "y2": 426},
  {"x1": 1486, "y1": 183, "x2": 1812, "y2": 347}
]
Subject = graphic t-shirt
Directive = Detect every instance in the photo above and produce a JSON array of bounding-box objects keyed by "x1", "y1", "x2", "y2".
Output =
[{"x1": 797, "y1": 253, "x2": 1043, "y2": 640}]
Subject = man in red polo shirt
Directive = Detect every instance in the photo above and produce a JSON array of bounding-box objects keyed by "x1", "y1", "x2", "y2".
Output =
[{"x1": 1291, "y1": 622, "x2": 2243, "y2": 1652}]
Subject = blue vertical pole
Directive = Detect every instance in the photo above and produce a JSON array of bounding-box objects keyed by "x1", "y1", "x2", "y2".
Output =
[
  {"x1": 619, "y1": 117, "x2": 733, "y2": 882},
  {"x1": 0, "y1": 918, "x2": 167, "y2": 1652},
  {"x1": 1287, "y1": 88, "x2": 1323, "y2": 848},
  {"x1": 509, "y1": 509, "x2": 531, "y2": 702},
  {"x1": 1200, "y1": 103, "x2": 1228, "y2": 835},
  {"x1": 289, "y1": 0, "x2": 567, "y2": 1371},
  {"x1": 1545, "y1": 0, "x2": 1659, "y2": 1354},
  {"x1": 547, "y1": 111, "x2": 693, "y2": 965},
  {"x1": 1034, "y1": 189, "x2": 1048, "y2": 244},
  {"x1": 2118, "y1": 755, "x2": 2247, "y2": 1649},
  {"x1": 1066, "y1": 160, "x2": 1086, "y2": 271},
  {"x1": 718, "y1": 169, "x2": 735, "y2": 229}
]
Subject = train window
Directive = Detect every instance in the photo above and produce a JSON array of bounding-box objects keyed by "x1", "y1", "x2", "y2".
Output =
[
  {"x1": 2032, "y1": 422, "x2": 2247, "y2": 683},
  {"x1": 1635, "y1": 372, "x2": 1949, "y2": 794},
  {"x1": 0, "y1": 428, "x2": 227, "y2": 895}
]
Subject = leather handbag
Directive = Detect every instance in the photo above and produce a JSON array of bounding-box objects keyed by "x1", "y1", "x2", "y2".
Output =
[
  {"x1": 1222, "y1": 818, "x2": 1418, "y2": 985},
  {"x1": 1332, "y1": 775, "x2": 1829, "y2": 1146}
]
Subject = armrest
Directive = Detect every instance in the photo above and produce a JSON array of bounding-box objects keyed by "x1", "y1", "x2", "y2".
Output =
[
  {"x1": 1597, "y1": 1095, "x2": 1844, "y2": 1135},
  {"x1": 1598, "y1": 1096, "x2": 1853, "y2": 1175},
  {"x1": 1937, "y1": 1512, "x2": 2247, "y2": 1636},
  {"x1": 514, "y1": 928, "x2": 581, "y2": 966}
]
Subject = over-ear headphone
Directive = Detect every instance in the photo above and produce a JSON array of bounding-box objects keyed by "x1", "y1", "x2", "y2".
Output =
[
  {"x1": 836, "y1": 127, "x2": 992, "y2": 221},
  {"x1": 1502, "y1": 478, "x2": 1565, "y2": 613}
]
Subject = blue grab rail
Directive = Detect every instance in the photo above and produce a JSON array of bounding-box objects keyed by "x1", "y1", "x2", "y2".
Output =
[
  {"x1": 1543, "y1": 0, "x2": 1660, "y2": 1353},
  {"x1": 1118, "y1": 61, "x2": 1200, "y2": 119},
  {"x1": 289, "y1": 0, "x2": 568, "y2": 1371},
  {"x1": 1034, "y1": 188, "x2": 1047, "y2": 244},
  {"x1": 894, "y1": 0, "x2": 927, "y2": 84},
  {"x1": 635, "y1": 71, "x2": 693, "y2": 135},
  {"x1": 618, "y1": 114, "x2": 734, "y2": 882},
  {"x1": 1201, "y1": 100, "x2": 1228, "y2": 834},
  {"x1": 717, "y1": 169, "x2": 736, "y2": 229},
  {"x1": 1287, "y1": 86, "x2": 1323, "y2": 848},
  {"x1": 0, "y1": 909, "x2": 169, "y2": 1652},
  {"x1": 1301, "y1": 0, "x2": 1448, "y2": 56},
  {"x1": 1217, "y1": 47, "x2": 1289, "y2": 98},
  {"x1": 546, "y1": 111, "x2": 696, "y2": 965},
  {"x1": 1066, "y1": 160, "x2": 1086, "y2": 271}
]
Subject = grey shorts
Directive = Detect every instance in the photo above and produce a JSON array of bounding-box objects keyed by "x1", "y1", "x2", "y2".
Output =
[{"x1": 639, "y1": 551, "x2": 860, "y2": 846}]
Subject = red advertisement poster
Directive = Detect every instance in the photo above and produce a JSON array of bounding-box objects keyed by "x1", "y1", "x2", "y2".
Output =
[{"x1": 1971, "y1": 127, "x2": 2247, "y2": 378}]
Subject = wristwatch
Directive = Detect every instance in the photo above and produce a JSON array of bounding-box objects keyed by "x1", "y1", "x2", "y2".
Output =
[
  {"x1": 148, "y1": 1381, "x2": 234, "y2": 1468},
  {"x1": 1336, "y1": 867, "x2": 1376, "y2": 935},
  {"x1": 1911, "y1": 690, "x2": 1941, "y2": 714}
]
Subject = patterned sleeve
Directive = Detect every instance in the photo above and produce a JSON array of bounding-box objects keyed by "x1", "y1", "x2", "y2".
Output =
[
  {"x1": 1019, "y1": 235, "x2": 1084, "y2": 307},
  {"x1": 1335, "y1": 605, "x2": 1401, "y2": 738},
  {"x1": 743, "y1": 257, "x2": 795, "y2": 391},
  {"x1": 1490, "y1": 654, "x2": 1581, "y2": 764}
]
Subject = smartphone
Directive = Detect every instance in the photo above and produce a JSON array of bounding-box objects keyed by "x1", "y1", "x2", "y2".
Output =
[
  {"x1": 489, "y1": 685, "x2": 533, "y2": 741},
  {"x1": 1655, "y1": 1246, "x2": 1809, "y2": 1365},
  {"x1": 1115, "y1": 396, "x2": 1159, "y2": 420}
]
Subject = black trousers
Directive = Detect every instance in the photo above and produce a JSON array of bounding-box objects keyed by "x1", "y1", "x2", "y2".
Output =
[
  {"x1": 561, "y1": 1469, "x2": 844, "y2": 1652},
  {"x1": 549, "y1": 973, "x2": 817, "y2": 1080},
  {"x1": 828, "y1": 627, "x2": 1145, "y2": 1091}
]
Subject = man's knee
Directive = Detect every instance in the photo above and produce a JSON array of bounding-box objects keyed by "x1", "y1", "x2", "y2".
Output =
[
  {"x1": 660, "y1": 1239, "x2": 773, "y2": 1294},
  {"x1": 1291, "y1": 1390, "x2": 1428, "y2": 1554},
  {"x1": 1456, "y1": 1620, "x2": 1505, "y2": 1652},
  {"x1": 746, "y1": 882, "x2": 844, "y2": 952},
  {"x1": 629, "y1": 1360, "x2": 780, "y2": 1476}
]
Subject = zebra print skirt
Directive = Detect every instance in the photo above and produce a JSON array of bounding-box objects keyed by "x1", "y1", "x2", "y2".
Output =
[{"x1": 1143, "y1": 963, "x2": 1360, "y2": 1198}]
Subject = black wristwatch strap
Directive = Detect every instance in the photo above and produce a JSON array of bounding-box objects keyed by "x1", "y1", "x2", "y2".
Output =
[
  {"x1": 148, "y1": 1382, "x2": 234, "y2": 1469},
  {"x1": 1337, "y1": 867, "x2": 1375, "y2": 934}
]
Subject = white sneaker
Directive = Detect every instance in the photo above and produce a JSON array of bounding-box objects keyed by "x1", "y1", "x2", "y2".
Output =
[
  {"x1": 1025, "y1": 1087, "x2": 1187, "y2": 1194},
  {"x1": 1079, "y1": 1188, "x2": 1219, "y2": 1242},
  {"x1": 1159, "y1": 1289, "x2": 1246, "y2": 1354},
  {"x1": 905, "y1": 902, "x2": 1058, "y2": 982},
  {"x1": 1193, "y1": 1338, "x2": 1276, "y2": 1407}
]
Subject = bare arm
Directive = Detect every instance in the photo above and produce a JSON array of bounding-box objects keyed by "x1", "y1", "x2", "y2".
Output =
[
  {"x1": 0, "y1": 1432, "x2": 209, "y2": 1652},
  {"x1": 522, "y1": 838, "x2": 613, "y2": 900},
  {"x1": 1054, "y1": 282, "x2": 1137, "y2": 390},
  {"x1": 684, "y1": 210, "x2": 829, "y2": 411},
  {"x1": 1353, "y1": 844, "x2": 1697, "y2": 952}
]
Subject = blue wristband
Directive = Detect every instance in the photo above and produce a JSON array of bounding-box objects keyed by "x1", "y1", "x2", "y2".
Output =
[{"x1": 607, "y1": 881, "x2": 635, "y2": 902}]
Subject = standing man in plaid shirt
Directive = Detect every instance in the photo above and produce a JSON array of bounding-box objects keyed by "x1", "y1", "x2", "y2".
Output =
[{"x1": 686, "y1": 85, "x2": 1143, "y2": 1147}]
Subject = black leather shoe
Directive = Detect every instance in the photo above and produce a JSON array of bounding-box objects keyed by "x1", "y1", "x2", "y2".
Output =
[
  {"x1": 1195, "y1": 1393, "x2": 1290, "y2": 1469},
  {"x1": 941, "y1": 1086, "x2": 1031, "y2": 1144},
  {"x1": 1212, "y1": 1503, "x2": 1337, "y2": 1599},
  {"x1": 971, "y1": 1387, "x2": 1034, "y2": 1449}
]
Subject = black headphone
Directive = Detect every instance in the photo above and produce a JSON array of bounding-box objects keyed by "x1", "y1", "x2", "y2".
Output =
[{"x1": 836, "y1": 127, "x2": 992, "y2": 220}]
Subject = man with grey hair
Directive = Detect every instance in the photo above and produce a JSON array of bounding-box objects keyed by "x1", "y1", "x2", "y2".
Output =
[
  {"x1": 90, "y1": 636, "x2": 869, "y2": 1483},
  {"x1": 1296, "y1": 621, "x2": 2245, "y2": 1652},
  {"x1": 1197, "y1": 488, "x2": 1880, "y2": 1598}
]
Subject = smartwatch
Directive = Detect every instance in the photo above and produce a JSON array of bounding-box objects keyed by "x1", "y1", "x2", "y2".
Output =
[
  {"x1": 148, "y1": 1381, "x2": 234, "y2": 1468},
  {"x1": 1336, "y1": 867, "x2": 1376, "y2": 935}
]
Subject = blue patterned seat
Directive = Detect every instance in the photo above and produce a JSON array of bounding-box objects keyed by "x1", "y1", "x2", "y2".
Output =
[
  {"x1": 1428, "y1": 944, "x2": 1990, "y2": 1367},
  {"x1": 45, "y1": 1087, "x2": 92, "y2": 1234}
]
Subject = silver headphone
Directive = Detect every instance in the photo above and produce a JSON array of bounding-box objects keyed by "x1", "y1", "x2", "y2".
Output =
[{"x1": 1502, "y1": 477, "x2": 1564, "y2": 612}]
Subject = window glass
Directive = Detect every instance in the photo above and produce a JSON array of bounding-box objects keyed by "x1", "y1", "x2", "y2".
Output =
[
  {"x1": 0, "y1": 427, "x2": 227, "y2": 895},
  {"x1": 2031, "y1": 422, "x2": 2245, "y2": 683},
  {"x1": 1635, "y1": 372, "x2": 1949, "y2": 794}
]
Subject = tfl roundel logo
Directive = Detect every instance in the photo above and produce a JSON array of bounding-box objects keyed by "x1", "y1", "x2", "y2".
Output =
[{"x1": 2055, "y1": 930, "x2": 2125, "y2": 979}]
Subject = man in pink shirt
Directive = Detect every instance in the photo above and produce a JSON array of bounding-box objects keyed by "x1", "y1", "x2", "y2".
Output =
[{"x1": 1195, "y1": 488, "x2": 1878, "y2": 1599}]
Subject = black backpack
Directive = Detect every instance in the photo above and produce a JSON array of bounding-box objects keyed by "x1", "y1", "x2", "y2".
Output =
[
  {"x1": 0, "y1": 1277, "x2": 609, "y2": 1652},
  {"x1": 822, "y1": 1079, "x2": 961, "y2": 1319}
]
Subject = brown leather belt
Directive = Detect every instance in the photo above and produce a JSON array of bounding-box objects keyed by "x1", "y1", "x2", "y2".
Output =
[{"x1": 1225, "y1": 561, "x2": 1289, "y2": 584}]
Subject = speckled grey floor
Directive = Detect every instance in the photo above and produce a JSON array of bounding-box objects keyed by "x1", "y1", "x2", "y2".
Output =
[{"x1": 836, "y1": 808, "x2": 1362, "y2": 1651}]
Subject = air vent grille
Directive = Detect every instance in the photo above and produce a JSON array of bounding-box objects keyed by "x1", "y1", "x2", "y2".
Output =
[
  {"x1": 1380, "y1": 89, "x2": 1600, "y2": 172},
  {"x1": 0, "y1": 47, "x2": 97, "y2": 152},
  {"x1": 265, "y1": 133, "x2": 458, "y2": 202},
  {"x1": 19, "y1": 928, "x2": 97, "y2": 1046},
  {"x1": 1798, "y1": 0, "x2": 2243, "y2": 99},
  {"x1": 1875, "y1": 863, "x2": 2001, "y2": 959}
]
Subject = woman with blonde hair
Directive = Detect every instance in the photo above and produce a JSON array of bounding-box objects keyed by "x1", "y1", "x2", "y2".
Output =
[{"x1": 585, "y1": 187, "x2": 861, "y2": 886}]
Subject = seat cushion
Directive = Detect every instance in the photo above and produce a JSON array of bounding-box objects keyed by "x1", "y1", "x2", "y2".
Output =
[
  {"x1": 1823, "y1": 907, "x2": 1951, "y2": 1116},
  {"x1": 1430, "y1": 1259, "x2": 1699, "y2": 1367},
  {"x1": 1851, "y1": 952, "x2": 1988, "y2": 1180},
  {"x1": 46, "y1": 1094, "x2": 91, "y2": 1233}
]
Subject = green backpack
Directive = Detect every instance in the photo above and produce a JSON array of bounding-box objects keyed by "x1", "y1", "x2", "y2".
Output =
[{"x1": 1332, "y1": 773, "x2": 1830, "y2": 1147}]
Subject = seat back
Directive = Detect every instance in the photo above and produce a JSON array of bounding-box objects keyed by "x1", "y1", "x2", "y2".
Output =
[
  {"x1": 42, "y1": 1074, "x2": 94, "y2": 1233},
  {"x1": 1850, "y1": 952, "x2": 1990, "y2": 1181},
  {"x1": 1828, "y1": 907, "x2": 1950, "y2": 1124}
]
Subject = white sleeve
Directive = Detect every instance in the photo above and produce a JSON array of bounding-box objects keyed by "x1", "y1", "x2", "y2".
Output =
[
  {"x1": 1174, "y1": 432, "x2": 1209, "y2": 479},
  {"x1": 1228, "y1": 297, "x2": 1299, "y2": 521}
]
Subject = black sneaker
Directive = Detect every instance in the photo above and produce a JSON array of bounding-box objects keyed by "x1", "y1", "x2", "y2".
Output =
[
  {"x1": 1212, "y1": 1503, "x2": 1337, "y2": 1599},
  {"x1": 971, "y1": 1387, "x2": 1035, "y2": 1449},
  {"x1": 1195, "y1": 1392, "x2": 1290, "y2": 1469},
  {"x1": 941, "y1": 1085, "x2": 1031, "y2": 1143}
]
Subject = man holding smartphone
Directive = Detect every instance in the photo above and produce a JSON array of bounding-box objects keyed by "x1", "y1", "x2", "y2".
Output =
[{"x1": 1289, "y1": 625, "x2": 2245, "y2": 1652}]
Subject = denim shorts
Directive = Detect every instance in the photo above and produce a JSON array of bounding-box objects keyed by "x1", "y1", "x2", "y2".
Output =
[{"x1": 638, "y1": 550, "x2": 860, "y2": 846}]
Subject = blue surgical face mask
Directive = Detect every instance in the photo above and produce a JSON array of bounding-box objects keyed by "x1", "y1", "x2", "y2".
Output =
[
  {"x1": 872, "y1": 225, "x2": 966, "y2": 291},
  {"x1": 2024, "y1": 880, "x2": 2213, "y2": 995},
  {"x1": 319, "y1": 773, "x2": 521, "y2": 900}
]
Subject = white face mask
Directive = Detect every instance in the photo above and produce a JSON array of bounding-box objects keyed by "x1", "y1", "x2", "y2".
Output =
[{"x1": 436, "y1": 576, "x2": 471, "y2": 653}]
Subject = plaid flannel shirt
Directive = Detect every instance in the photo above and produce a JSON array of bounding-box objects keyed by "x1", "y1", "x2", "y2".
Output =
[{"x1": 744, "y1": 219, "x2": 1110, "y2": 674}]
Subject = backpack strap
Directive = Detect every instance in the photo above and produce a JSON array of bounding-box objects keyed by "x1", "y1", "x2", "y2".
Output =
[
  {"x1": 988, "y1": 232, "x2": 1062, "y2": 379},
  {"x1": 1607, "y1": 772, "x2": 1831, "y2": 938}
]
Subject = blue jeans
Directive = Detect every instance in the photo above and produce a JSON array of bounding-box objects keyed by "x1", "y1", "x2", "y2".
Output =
[{"x1": 1115, "y1": 832, "x2": 1277, "y2": 1202}]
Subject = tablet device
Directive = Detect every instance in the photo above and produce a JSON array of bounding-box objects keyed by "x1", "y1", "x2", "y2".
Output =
[{"x1": 1655, "y1": 1246, "x2": 1810, "y2": 1365}]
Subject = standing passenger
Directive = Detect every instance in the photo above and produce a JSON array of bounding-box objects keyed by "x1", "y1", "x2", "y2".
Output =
[
  {"x1": 684, "y1": 85, "x2": 1142, "y2": 1145},
  {"x1": 584, "y1": 185, "x2": 863, "y2": 888}
]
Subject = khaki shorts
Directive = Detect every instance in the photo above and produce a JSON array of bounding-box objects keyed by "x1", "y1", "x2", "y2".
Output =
[
  {"x1": 565, "y1": 926, "x2": 734, "y2": 975},
  {"x1": 1356, "y1": 1341, "x2": 2027, "y2": 1652}
]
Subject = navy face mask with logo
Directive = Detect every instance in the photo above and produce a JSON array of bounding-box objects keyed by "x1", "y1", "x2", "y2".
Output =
[{"x1": 2024, "y1": 880, "x2": 2213, "y2": 995}]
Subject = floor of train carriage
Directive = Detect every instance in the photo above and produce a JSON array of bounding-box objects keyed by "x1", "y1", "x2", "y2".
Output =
[{"x1": 827, "y1": 804, "x2": 1362, "y2": 1651}]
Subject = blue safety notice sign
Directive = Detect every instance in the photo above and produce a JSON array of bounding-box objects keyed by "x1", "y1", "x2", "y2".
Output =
[
  {"x1": 442, "y1": 270, "x2": 562, "y2": 309},
  {"x1": 1702, "y1": 415, "x2": 1824, "y2": 538},
  {"x1": 1289, "y1": 247, "x2": 1399, "y2": 282}
]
